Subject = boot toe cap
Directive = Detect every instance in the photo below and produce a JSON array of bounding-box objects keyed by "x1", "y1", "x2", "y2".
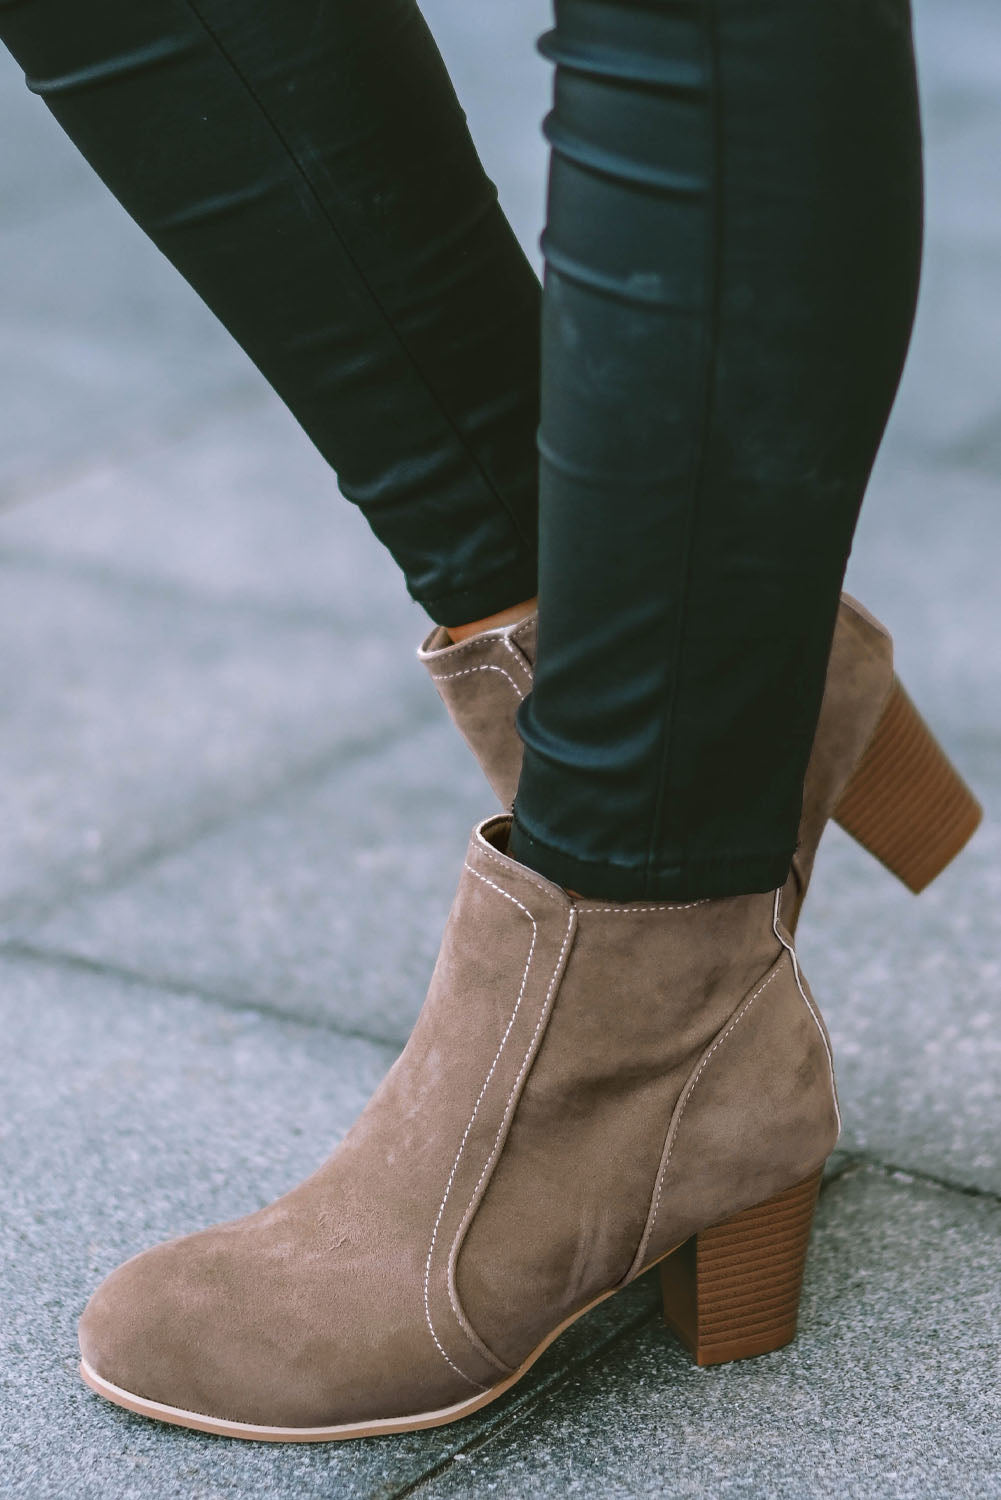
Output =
[
  {"x1": 77, "y1": 1223, "x2": 441, "y2": 1430},
  {"x1": 79, "y1": 1238, "x2": 225, "y2": 1420},
  {"x1": 78, "y1": 1228, "x2": 330, "y2": 1427}
]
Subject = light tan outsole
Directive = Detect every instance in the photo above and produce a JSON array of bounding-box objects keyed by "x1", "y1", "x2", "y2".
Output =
[{"x1": 79, "y1": 1274, "x2": 632, "y2": 1443}]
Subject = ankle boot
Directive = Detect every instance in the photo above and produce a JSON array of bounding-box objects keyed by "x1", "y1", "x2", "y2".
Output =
[
  {"x1": 420, "y1": 595, "x2": 981, "y2": 932},
  {"x1": 80, "y1": 815, "x2": 838, "y2": 1441}
]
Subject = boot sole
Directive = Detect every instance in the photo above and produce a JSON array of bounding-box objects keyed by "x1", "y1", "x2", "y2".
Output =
[
  {"x1": 78, "y1": 1276, "x2": 635, "y2": 1443},
  {"x1": 79, "y1": 1171, "x2": 824, "y2": 1442}
]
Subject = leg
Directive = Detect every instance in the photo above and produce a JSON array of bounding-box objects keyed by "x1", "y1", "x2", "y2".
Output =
[
  {"x1": 73, "y1": 7, "x2": 946, "y2": 1438},
  {"x1": 1, "y1": 0, "x2": 540, "y2": 625},
  {"x1": 511, "y1": 0, "x2": 924, "y2": 898}
]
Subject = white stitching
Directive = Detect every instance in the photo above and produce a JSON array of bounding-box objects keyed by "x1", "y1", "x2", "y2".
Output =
[
  {"x1": 636, "y1": 890, "x2": 841, "y2": 1269},
  {"x1": 772, "y1": 887, "x2": 841, "y2": 1133},
  {"x1": 472, "y1": 842, "x2": 709, "y2": 912},
  {"x1": 447, "y1": 908, "x2": 576, "y2": 1334},
  {"x1": 419, "y1": 630, "x2": 499, "y2": 662},
  {"x1": 472, "y1": 839, "x2": 565, "y2": 902},
  {"x1": 503, "y1": 632, "x2": 533, "y2": 685},
  {"x1": 429, "y1": 662, "x2": 526, "y2": 701},
  {"x1": 635, "y1": 960, "x2": 785, "y2": 1271},
  {"x1": 423, "y1": 865, "x2": 538, "y2": 1388},
  {"x1": 513, "y1": 621, "x2": 537, "y2": 657},
  {"x1": 576, "y1": 900, "x2": 710, "y2": 914},
  {"x1": 420, "y1": 616, "x2": 535, "y2": 668}
]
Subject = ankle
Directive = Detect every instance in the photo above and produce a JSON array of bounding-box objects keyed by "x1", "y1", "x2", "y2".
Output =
[{"x1": 445, "y1": 597, "x2": 536, "y2": 645}]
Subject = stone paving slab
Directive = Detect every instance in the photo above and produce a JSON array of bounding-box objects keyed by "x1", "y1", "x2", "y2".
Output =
[
  {"x1": 15, "y1": 720, "x2": 489, "y2": 1046},
  {"x1": 846, "y1": 463, "x2": 1000, "y2": 732},
  {"x1": 0, "y1": 47, "x2": 263, "y2": 508},
  {"x1": 0, "y1": 398, "x2": 426, "y2": 635},
  {"x1": 800, "y1": 812, "x2": 1000, "y2": 1196},
  {"x1": 911, "y1": 0, "x2": 1001, "y2": 113},
  {"x1": 0, "y1": 189, "x2": 263, "y2": 507},
  {"x1": 412, "y1": 1168, "x2": 1001, "y2": 1500},
  {"x1": 0, "y1": 49, "x2": 97, "y2": 230},
  {"x1": 889, "y1": 239, "x2": 1001, "y2": 469},
  {"x1": 922, "y1": 113, "x2": 1001, "y2": 249},
  {"x1": 0, "y1": 950, "x2": 659, "y2": 1500},
  {"x1": 803, "y1": 453, "x2": 1001, "y2": 1197},
  {"x1": 860, "y1": 0, "x2": 1001, "y2": 470},
  {"x1": 0, "y1": 553, "x2": 430, "y2": 933}
]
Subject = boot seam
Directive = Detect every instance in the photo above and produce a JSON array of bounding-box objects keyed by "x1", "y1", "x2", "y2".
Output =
[
  {"x1": 631, "y1": 896, "x2": 839, "y2": 1276},
  {"x1": 429, "y1": 662, "x2": 528, "y2": 702},
  {"x1": 630, "y1": 954, "x2": 788, "y2": 1274},
  {"x1": 503, "y1": 631, "x2": 535, "y2": 682},
  {"x1": 576, "y1": 899, "x2": 710, "y2": 914},
  {"x1": 472, "y1": 834, "x2": 566, "y2": 904},
  {"x1": 771, "y1": 888, "x2": 841, "y2": 1132},
  {"x1": 446, "y1": 902, "x2": 576, "y2": 1370},
  {"x1": 420, "y1": 625, "x2": 530, "y2": 667},
  {"x1": 509, "y1": 613, "x2": 538, "y2": 656},
  {"x1": 423, "y1": 865, "x2": 549, "y2": 1387}
]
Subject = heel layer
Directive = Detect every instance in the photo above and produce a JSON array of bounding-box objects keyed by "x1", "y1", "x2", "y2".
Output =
[
  {"x1": 834, "y1": 678, "x2": 981, "y2": 894},
  {"x1": 659, "y1": 1170, "x2": 822, "y2": 1367}
]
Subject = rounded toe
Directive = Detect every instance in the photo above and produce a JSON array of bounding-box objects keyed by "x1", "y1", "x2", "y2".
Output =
[
  {"x1": 78, "y1": 1240, "x2": 202, "y2": 1411},
  {"x1": 76, "y1": 1222, "x2": 357, "y2": 1430}
]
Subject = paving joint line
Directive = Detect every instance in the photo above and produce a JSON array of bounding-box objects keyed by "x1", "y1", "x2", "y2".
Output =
[
  {"x1": 0, "y1": 539, "x2": 403, "y2": 638},
  {"x1": 0, "y1": 703, "x2": 439, "y2": 933},
  {"x1": 388, "y1": 1159, "x2": 1001, "y2": 1496},
  {"x1": 386, "y1": 1304, "x2": 655, "y2": 1500},
  {"x1": 3, "y1": 944, "x2": 995, "y2": 1219},
  {"x1": 0, "y1": 937, "x2": 406, "y2": 1055},
  {"x1": 824, "y1": 1150, "x2": 1001, "y2": 1208},
  {"x1": 4, "y1": 919, "x2": 996, "y2": 1224},
  {"x1": 0, "y1": 381, "x2": 270, "y2": 517},
  {"x1": 1, "y1": 939, "x2": 996, "y2": 1487}
]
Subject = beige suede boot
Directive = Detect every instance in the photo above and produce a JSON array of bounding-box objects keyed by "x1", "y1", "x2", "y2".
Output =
[
  {"x1": 420, "y1": 594, "x2": 981, "y2": 931},
  {"x1": 80, "y1": 814, "x2": 838, "y2": 1441}
]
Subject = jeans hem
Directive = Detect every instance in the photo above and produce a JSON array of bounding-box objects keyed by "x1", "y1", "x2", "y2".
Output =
[
  {"x1": 508, "y1": 813, "x2": 794, "y2": 901},
  {"x1": 415, "y1": 553, "x2": 539, "y2": 626}
]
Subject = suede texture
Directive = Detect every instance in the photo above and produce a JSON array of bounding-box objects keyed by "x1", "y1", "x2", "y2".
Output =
[
  {"x1": 421, "y1": 594, "x2": 894, "y2": 930},
  {"x1": 81, "y1": 816, "x2": 838, "y2": 1431},
  {"x1": 781, "y1": 594, "x2": 895, "y2": 929},
  {"x1": 81, "y1": 818, "x2": 574, "y2": 1425},
  {"x1": 453, "y1": 882, "x2": 789, "y2": 1367},
  {"x1": 633, "y1": 925, "x2": 839, "y2": 1269},
  {"x1": 418, "y1": 613, "x2": 537, "y2": 809}
]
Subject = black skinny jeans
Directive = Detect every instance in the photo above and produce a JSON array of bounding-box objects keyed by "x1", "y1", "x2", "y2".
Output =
[{"x1": 2, "y1": 0, "x2": 923, "y2": 899}]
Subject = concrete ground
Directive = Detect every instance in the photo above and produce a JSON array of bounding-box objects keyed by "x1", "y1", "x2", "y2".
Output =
[{"x1": 1, "y1": 2, "x2": 999, "y2": 1495}]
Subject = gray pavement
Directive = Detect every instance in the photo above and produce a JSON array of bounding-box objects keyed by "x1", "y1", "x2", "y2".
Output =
[{"x1": 1, "y1": 1, "x2": 1000, "y2": 1496}]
